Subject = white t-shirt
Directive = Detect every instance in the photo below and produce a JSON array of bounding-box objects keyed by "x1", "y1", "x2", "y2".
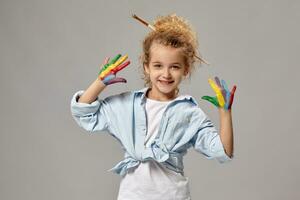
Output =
[{"x1": 117, "y1": 95, "x2": 192, "y2": 200}]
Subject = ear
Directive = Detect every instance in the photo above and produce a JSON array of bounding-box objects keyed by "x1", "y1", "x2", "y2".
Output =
[
  {"x1": 144, "y1": 64, "x2": 150, "y2": 74},
  {"x1": 183, "y1": 67, "x2": 189, "y2": 77}
]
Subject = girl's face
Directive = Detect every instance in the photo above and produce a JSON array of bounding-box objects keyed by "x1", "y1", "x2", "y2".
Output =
[{"x1": 144, "y1": 42, "x2": 189, "y2": 101}]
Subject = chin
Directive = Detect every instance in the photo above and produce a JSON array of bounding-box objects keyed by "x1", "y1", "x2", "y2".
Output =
[
  {"x1": 159, "y1": 89, "x2": 173, "y2": 95},
  {"x1": 156, "y1": 85, "x2": 177, "y2": 95}
]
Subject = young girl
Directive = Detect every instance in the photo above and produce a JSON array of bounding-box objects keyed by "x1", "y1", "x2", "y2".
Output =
[{"x1": 71, "y1": 14, "x2": 236, "y2": 200}]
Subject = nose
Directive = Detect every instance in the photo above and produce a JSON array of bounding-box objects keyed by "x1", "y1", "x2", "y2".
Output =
[{"x1": 162, "y1": 68, "x2": 171, "y2": 78}]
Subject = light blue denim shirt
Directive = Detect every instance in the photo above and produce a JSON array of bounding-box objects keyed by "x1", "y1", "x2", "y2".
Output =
[{"x1": 70, "y1": 87, "x2": 232, "y2": 177}]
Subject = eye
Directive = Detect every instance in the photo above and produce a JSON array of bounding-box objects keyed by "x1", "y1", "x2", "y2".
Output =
[
  {"x1": 154, "y1": 64, "x2": 162, "y2": 68},
  {"x1": 171, "y1": 65, "x2": 180, "y2": 69}
]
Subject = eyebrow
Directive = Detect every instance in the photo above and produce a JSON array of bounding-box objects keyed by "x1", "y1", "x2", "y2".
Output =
[{"x1": 152, "y1": 61, "x2": 182, "y2": 65}]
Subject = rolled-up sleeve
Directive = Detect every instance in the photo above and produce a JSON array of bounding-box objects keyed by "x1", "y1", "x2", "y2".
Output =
[
  {"x1": 70, "y1": 90, "x2": 110, "y2": 133},
  {"x1": 190, "y1": 115, "x2": 233, "y2": 163}
]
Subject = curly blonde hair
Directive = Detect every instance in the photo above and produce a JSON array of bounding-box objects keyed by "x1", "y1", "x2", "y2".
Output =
[{"x1": 138, "y1": 13, "x2": 204, "y2": 87}]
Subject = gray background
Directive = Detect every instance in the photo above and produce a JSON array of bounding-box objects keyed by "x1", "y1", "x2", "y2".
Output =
[{"x1": 1, "y1": 0, "x2": 299, "y2": 199}]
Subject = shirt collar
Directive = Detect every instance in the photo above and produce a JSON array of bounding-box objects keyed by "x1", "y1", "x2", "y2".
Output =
[{"x1": 133, "y1": 87, "x2": 198, "y2": 106}]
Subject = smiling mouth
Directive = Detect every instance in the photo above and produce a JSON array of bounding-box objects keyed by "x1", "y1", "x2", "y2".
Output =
[{"x1": 159, "y1": 80, "x2": 174, "y2": 84}]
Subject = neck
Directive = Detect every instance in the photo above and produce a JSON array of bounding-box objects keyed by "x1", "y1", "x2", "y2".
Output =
[{"x1": 146, "y1": 88, "x2": 178, "y2": 101}]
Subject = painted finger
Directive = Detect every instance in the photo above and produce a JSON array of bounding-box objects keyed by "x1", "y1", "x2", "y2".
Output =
[
  {"x1": 100, "y1": 55, "x2": 128, "y2": 78},
  {"x1": 98, "y1": 57, "x2": 111, "y2": 75},
  {"x1": 215, "y1": 76, "x2": 226, "y2": 100},
  {"x1": 112, "y1": 60, "x2": 130, "y2": 74},
  {"x1": 221, "y1": 79, "x2": 229, "y2": 93},
  {"x1": 208, "y1": 79, "x2": 219, "y2": 93},
  {"x1": 215, "y1": 76, "x2": 222, "y2": 88},
  {"x1": 220, "y1": 79, "x2": 230, "y2": 108},
  {"x1": 108, "y1": 54, "x2": 121, "y2": 66},
  {"x1": 114, "y1": 54, "x2": 128, "y2": 67},
  {"x1": 201, "y1": 96, "x2": 220, "y2": 107},
  {"x1": 225, "y1": 92, "x2": 231, "y2": 109},
  {"x1": 101, "y1": 54, "x2": 122, "y2": 73},
  {"x1": 101, "y1": 74, "x2": 115, "y2": 85},
  {"x1": 228, "y1": 85, "x2": 237, "y2": 109},
  {"x1": 105, "y1": 77, "x2": 127, "y2": 85},
  {"x1": 208, "y1": 79, "x2": 225, "y2": 107}
]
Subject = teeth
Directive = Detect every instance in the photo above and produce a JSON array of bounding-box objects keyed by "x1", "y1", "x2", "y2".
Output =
[{"x1": 159, "y1": 80, "x2": 173, "y2": 84}]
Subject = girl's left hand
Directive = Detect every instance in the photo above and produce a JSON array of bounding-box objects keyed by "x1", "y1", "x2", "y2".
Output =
[{"x1": 201, "y1": 76, "x2": 237, "y2": 110}]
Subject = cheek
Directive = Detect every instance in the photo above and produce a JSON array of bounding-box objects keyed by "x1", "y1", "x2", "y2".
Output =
[
  {"x1": 177, "y1": 76, "x2": 183, "y2": 82},
  {"x1": 174, "y1": 71, "x2": 185, "y2": 79},
  {"x1": 147, "y1": 71, "x2": 158, "y2": 80},
  {"x1": 149, "y1": 69, "x2": 159, "y2": 76}
]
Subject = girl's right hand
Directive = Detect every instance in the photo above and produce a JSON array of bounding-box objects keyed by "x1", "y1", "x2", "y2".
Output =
[{"x1": 98, "y1": 54, "x2": 130, "y2": 86}]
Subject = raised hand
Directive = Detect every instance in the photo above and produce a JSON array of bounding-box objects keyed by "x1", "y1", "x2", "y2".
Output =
[
  {"x1": 201, "y1": 76, "x2": 237, "y2": 110},
  {"x1": 98, "y1": 54, "x2": 130, "y2": 86}
]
